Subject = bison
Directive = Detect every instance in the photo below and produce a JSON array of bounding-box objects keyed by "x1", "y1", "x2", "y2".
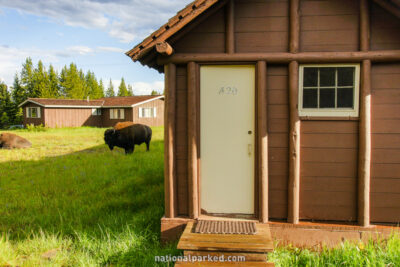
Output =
[
  {"x1": 0, "y1": 133, "x2": 32, "y2": 149},
  {"x1": 104, "y1": 123, "x2": 152, "y2": 154}
]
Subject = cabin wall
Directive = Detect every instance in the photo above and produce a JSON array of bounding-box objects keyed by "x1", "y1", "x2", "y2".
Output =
[
  {"x1": 370, "y1": 3, "x2": 400, "y2": 51},
  {"x1": 299, "y1": 0, "x2": 360, "y2": 52},
  {"x1": 132, "y1": 99, "x2": 165, "y2": 127},
  {"x1": 101, "y1": 108, "x2": 134, "y2": 128},
  {"x1": 22, "y1": 103, "x2": 45, "y2": 126},
  {"x1": 235, "y1": 0, "x2": 289, "y2": 52},
  {"x1": 371, "y1": 63, "x2": 400, "y2": 224},
  {"x1": 44, "y1": 108, "x2": 101, "y2": 128},
  {"x1": 267, "y1": 65, "x2": 289, "y2": 220},
  {"x1": 176, "y1": 66, "x2": 189, "y2": 216}
]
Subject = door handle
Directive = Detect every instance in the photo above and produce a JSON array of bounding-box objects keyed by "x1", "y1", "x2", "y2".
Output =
[{"x1": 248, "y1": 144, "x2": 252, "y2": 156}]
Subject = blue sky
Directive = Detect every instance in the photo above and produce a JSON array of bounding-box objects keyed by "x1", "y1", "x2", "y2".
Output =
[{"x1": 0, "y1": 0, "x2": 192, "y2": 95}]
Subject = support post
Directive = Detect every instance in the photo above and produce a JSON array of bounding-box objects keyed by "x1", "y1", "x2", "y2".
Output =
[
  {"x1": 360, "y1": 0, "x2": 370, "y2": 52},
  {"x1": 358, "y1": 60, "x2": 372, "y2": 227},
  {"x1": 288, "y1": 61, "x2": 300, "y2": 224},
  {"x1": 257, "y1": 61, "x2": 269, "y2": 223},
  {"x1": 290, "y1": 0, "x2": 300, "y2": 53},
  {"x1": 226, "y1": 0, "x2": 235, "y2": 54},
  {"x1": 164, "y1": 63, "x2": 177, "y2": 218},
  {"x1": 188, "y1": 61, "x2": 199, "y2": 219}
]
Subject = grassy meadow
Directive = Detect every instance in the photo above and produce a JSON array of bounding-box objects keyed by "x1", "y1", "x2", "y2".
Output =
[{"x1": 0, "y1": 127, "x2": 399, "y2": 266}]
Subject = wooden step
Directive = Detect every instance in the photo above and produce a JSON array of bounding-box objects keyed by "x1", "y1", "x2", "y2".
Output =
[
  {"x1": 178, "y1": 222, "x2": 274, "y2": 253},
  {"x1": 175, "y1": 261, "x2": 275, "y2": 266}
]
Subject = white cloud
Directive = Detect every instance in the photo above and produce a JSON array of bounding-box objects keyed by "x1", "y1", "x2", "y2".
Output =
[
  {"x1": 0, "y1": 0, "x2": 193, "y2": 43},
  {"x1": 67, "y1": 46, "x2": 93, "y2": 55},
  {"x1": 97, "y1": 46, "x2": 125, "y2": 53}
]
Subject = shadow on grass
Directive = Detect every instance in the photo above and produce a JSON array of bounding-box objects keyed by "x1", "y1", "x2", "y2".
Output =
[{"x1": 0, "y1": 139, "x2": 179, "y2": 265}]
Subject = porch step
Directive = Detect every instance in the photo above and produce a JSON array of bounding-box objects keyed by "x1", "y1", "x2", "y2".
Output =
[{"x1": 175, "y1": 221, "x2": 275, "y2": 267}]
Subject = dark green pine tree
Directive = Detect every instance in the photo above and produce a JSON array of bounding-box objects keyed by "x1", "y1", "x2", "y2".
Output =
[
  {"x1": 117, "y1": 78, "x2": 129, "y2": 96},
  {"x1": 99, "y1": 79, "x2": 105, "y2": 98},
  {"x1": 105, "y1": 79, "x2": 115, "y2": 97},
  {"x1": 60, "y1": 63, "x2": 85, "y2": 99},
  {"x1": 127, "y1": 84, "x2": 134, "y2": 96},
  {"x1": 20, "y1": 58, "x2": 34, "y2": 97},
  {"x1": 86, "y1": 71, "x2": 103, "y2": 99},
  {"x1": 0, "y1": 82, "x2": 16, "y2": 128},
  {"x1": 32, "y1": 60, "x2": 49, "y2": 98},
  {"x1": 11, "y1": 73, "x2": 28, "y2": 105},
  {"x1": 47, "y1": 64, "x2": 60, "y2": 98}
]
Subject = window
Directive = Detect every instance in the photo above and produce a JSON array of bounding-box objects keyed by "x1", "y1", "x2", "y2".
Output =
[
  {"x1": 299, "y1": 64, "x2": 360, "y2": 117},
  {"x1": 139, "y1": 107, "x2": 157, "y2": 118},
  {"x1": 92, "y1": 108, "x2": 101, "y2": 116},
  {"x1": 109, "y1": 109, "x2": 125, "y2": 119},
  {"x1": 26, "y1": 107, "x2": 41, "y2": 118}
]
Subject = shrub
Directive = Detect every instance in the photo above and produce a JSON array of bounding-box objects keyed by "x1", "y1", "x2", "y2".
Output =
[{"x1": 25, "y1": 123, "x2": 48, "y2": 132}]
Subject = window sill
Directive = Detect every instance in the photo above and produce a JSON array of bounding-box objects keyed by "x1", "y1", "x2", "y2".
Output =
[{"x1": 299, "y1": 116, "x2": 359, "y2": 121}]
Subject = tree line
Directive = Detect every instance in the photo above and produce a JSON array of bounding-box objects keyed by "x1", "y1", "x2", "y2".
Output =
[{"x1": 0, "y1": 57, "x2": 145, "y2": 128}]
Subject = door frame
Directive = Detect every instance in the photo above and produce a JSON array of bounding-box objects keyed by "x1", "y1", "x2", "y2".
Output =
[{"x1": 196, "y1": 63, "x2": 259, "y2": 220}]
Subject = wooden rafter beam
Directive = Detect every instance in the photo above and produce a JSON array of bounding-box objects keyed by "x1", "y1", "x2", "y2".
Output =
[
  {"x1": 373, "y1": 0, "x2": 400, "y2": 19},
  {"x1": 157, "y1": 50, "x2": 400, "y2": 64},
  {"x1": 156, "y1": 42, "x2": 174, "y2": 56}
]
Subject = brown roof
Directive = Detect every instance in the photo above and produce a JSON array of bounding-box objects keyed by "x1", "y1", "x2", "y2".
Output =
[
  {"x1": 126, "y1": 0, "x2": 400, "y2": 67},
  {"x1": 20, "y1": 96, "x2": 164, "y2": 108},
  {"x1": 25, "y1": 98, "x2": 104, "y2": 107},
  {"x1": 125, "y1": 0, "x2": 219, "y2": 62},
  {"x1": 100, "y1": 95, "x2": 163, "y2": 107}
]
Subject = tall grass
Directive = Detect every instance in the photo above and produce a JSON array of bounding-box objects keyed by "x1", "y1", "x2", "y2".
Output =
[{"x1": 0, "y1": 127, "x2": 399, "y2": 266}]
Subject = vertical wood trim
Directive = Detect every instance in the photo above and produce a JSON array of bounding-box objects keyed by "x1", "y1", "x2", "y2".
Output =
[
  {"x1": 358, "y1": 59, "x2": 371, "y2": 227},
  {"x1": 188, "y1": 61, "x2": 199, "y2": 219},
  {"x1": 360, "y1": 0, "x2": 370, "y2": 52},
  {"x1": 289, "y1": 0, "x2": 300, "y2": 53},
  {"x1": 164, "y1": 63, "x2": 177, "y2": 218},
  {"x1": 288, "y1": 61, "x2": 300, "y2": 224},
  {"x1": 225, "y1": 0, "x2": 235, "y2": 54},
  {"x1": 257, "y1": 61, "x2": 269, "y2": 223}
]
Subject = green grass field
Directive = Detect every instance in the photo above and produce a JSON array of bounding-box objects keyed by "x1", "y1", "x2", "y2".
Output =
[{"x1": 0, "y1": 127, "x2": 399, "y2": 266}]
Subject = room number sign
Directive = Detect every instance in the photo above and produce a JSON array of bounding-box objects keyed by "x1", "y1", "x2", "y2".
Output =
[{"x1": 218, "y1": 86, "x2": 238, "y2": 96}]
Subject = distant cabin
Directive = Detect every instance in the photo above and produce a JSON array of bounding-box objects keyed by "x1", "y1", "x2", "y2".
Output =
[{"x1": 19, "y1": 96, "x2": 164, "y2": 128}]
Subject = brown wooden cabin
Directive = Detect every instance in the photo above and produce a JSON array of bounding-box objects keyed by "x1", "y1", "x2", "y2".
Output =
[
  {"x1": 19, "y1": 95, "x2": 164, "y2": 128},
  {"x1": 126, "y1": 0, "x2": 400, "y2": 243}
]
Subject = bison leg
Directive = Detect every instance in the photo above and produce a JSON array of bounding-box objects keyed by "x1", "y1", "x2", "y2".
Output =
[
  {"x1": 125, "y1": 147, "x2": 133, "y2": 154},
  {"x1": 146, "y1": 141, "x2": 150, "y2": 151}
]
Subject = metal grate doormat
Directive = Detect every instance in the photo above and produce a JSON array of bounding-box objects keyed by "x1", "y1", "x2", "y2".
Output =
[{"x1": 194, "y1": 220, "x2": 257, "y2": 235}]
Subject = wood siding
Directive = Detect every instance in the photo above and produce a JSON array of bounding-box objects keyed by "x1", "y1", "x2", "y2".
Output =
[
  {"x1": 173, "y1": 8, "x2": 225, "y2": 54},
  {"x1": 267, "y1": 65, "x2": 289, "y2": 220},
  {"x1": 370, "y1": 3, "x2": 400, "y2": 51},
  {"x1": 371, "y1": 63, "x2": 400, "y2": 223},
  {"x1": 44, "y1": 108, "x2": 101, "y2": 128},
  {"x1": 23, "y1": 103, "x2": 45, "y2": 126},
  {"x1": 176, "y1": 65, "x2": 189, "y2": 216},
  {"x1": 235, "y1": 0, "x2": 289, "y2": 53},
  {"x1": 300, "y1": 0, "x2": 359, "y2": 52},
  {"x1": 101, "y1": 108, "x2": 133, "y2": 128},
  {"x1": 132, "y1": 99, "x2": 165, "y2": 127},
  {"x1": 300, "y1": 121, "x2": 358, "y2": 221}
]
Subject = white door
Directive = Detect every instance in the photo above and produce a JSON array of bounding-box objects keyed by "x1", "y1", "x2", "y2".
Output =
[{"x1": 200, "y1": 65, "x2": 255, "y2": 215}]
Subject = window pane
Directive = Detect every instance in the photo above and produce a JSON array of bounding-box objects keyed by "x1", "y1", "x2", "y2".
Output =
[
  {"x1": 303, "y1": 89, "x2": 318, "y2": 108},
  {"x1": 31, "y1": 108, "x2": 37, "y2": 118},
  {"x1": 337, "y1": 88, "x2": 354, "y2": 108},
  {"x1": 320, "y1": 88, "x2": 335, "y2": 108},
  {"x1": 338, "y1": 67, "x2": 354, "y2": 86},
  {"x1": 303, "y1": 68, "x2": 318, "y2": 87},
  {"x1": 319, "y1": 68, "x2": 335, "y2": 87}
]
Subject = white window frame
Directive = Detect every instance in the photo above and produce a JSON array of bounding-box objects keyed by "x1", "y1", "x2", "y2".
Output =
[
  {"x1": 92, "y1": 108, "x2": 101, "y2": 116},
  {"x1": 110, "y1": 109, "x2": 125, "y2": 119},
  {"x1": 139, "y1": 107, "x2": 157, "y2": 118},
  {"x1": 26, "y1": 107, "x2": 41, "y2": 118},
  {"x1": 298, "y1": 64, "x2": 360, "y2": 117}
]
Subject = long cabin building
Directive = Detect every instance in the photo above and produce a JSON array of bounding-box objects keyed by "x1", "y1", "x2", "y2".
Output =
[
  {"x1": 126, "y1": 0, "x2": 400, "y2": 244},
  {"x1": 19, "y1": 95, "x2": 164, "y2": 128}
]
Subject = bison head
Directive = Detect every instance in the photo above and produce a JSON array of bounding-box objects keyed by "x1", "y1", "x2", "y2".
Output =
[{"x1": 104, "y1": 129, "x2": 117, "y2": 150}]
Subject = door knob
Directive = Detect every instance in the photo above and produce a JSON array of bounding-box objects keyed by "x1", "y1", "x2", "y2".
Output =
[{"x1": 248, "y1": 131, "x2": 252, "y2": 135}]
